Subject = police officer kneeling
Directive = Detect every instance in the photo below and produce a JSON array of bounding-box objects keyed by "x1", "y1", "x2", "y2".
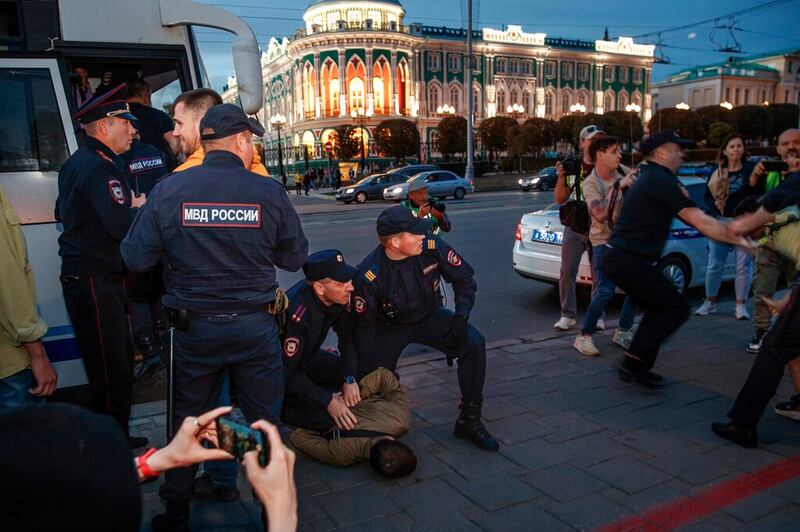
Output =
[
  {"x1": 121, "y1": 104, "x2": 308, "y2": 531},
  {"x1": 352, "y1": 206, "x2": 498, "y2": 451}
]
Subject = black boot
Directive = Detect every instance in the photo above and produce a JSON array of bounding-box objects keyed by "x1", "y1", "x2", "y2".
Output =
[
  {"x1": 151, "y1": 500, "x2": 190, "y2": 532},
  {"x1": 453, "y1": 399, "x2": 499, "y2": 451},
  {"x1": 711, "y1": 421, "x2": 758, "y2": 449}
]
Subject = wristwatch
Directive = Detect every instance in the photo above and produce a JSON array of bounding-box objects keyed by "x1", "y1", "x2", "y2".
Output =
[{"x1": 343, "y1": 375, "x2": 356, "y2": 385}]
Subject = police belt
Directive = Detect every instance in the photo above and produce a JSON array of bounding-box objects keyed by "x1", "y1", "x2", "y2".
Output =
[{"x1": 324, "y1": 428, "x2": 389, "y2": 440}]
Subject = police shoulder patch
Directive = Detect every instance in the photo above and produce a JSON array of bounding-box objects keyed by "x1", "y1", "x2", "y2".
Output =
[
  {"x1": 284, "y1": 337, "x2": 301, "y2": 357},
  {"x1": 364, "y1": 269, "x2": 377, "y2": 282},
  {"x1": 447, "y1": 249, "x2": 462, "y2": 267},
  {"x1": 427, "y1": 238, "x2": 437, "y2": 251},
  {"x1": 108, "y1": 179, "x2": 126, "y2": 205},
  {"x1": 354, "y1": 296, "x2": 367, "y2": 314}
]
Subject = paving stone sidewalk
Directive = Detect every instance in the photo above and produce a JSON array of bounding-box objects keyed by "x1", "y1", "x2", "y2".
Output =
[{"x1": 135, "y1": 301, "x2": 800, "y2": 531}]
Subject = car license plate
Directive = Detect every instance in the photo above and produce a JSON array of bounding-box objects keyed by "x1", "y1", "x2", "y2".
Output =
[{"x1": 532, "y1": 229, "x2": 563, "y2": 245}]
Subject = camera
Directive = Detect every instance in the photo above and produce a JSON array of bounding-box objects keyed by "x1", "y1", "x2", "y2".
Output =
[
  {"x1": 429, "y1": 199, "x2": 446, "y2": 213},
  {"x1": 560, "y1": 155, "x2": 581, "y2": 176}
]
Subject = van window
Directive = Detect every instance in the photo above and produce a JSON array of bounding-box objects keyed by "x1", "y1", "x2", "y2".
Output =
[{"x1": 0, "y1": 68, "x2": 69, "y2": 172}]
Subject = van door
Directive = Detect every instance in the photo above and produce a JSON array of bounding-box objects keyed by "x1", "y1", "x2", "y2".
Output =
[{"x1": 0, "y1": 57, "x2": 87, "y2": 387}]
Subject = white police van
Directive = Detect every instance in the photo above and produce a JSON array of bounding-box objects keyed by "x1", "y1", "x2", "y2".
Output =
[{"x1": 0, "y1": 0, "x2": 264, "y2": 388}]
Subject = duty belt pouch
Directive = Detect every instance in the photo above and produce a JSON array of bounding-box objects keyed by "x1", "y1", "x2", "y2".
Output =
[
  {"x1": 165, "y1": 308, "x2": 189, "y2": 331},
  {"x1": 559, "y1": 175, "x2": 590, "y2": 235},
  {"x1": 267, "y1": 288, "x2": 289, "y2": 336}
]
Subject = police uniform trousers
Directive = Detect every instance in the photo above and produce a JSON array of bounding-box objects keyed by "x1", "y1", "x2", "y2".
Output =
[
  {"x1": 160, "y1": 310, "x2": 284, "y2": 502},
  {"x1": 60, "y1": 272, "x2": 133, "y2": 433},
  {"x1": 125, "y1": 266, "x2": 168, "y2": 347},
  {"x1": 603, "y1": 247, "x2": 690, "y2": 371},
  {"x1": 281, "y1": 350, "x2": 343, "y2": 432},
  {"x1": 728, "y1": 286, "x2": 800, "y2": 427},
  {"x1": 366, "y1": 307, "x2": 487, "y2": 402}
]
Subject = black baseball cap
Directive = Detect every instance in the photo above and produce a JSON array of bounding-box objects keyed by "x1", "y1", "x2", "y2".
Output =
[
  {"x1": 72, "y1": 83, "x2": 137, "y2": 124},
  {"x1": 377, "y1": 205, "x2": 432, "y2": 236},
  {"x1": 639, "y1": 129, "x2": 694, "y2": 155},
  {"x1": 302, "y1": 249, "x2": 358, "y2": 282},
  {"x1": 199, "y1": 103, "x2": 265, "y2": 140}
]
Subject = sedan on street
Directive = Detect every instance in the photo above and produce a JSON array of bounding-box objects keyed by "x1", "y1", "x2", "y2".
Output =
[
  {"x1": 335, "y1": 173, "x2": 408, "y2": 204},
  {"x1": 383, "y1": 170, "x2": 474, "y2": 201},
  {"x1": 519, "y1": 166, "x2": 558, "y2": 192}
]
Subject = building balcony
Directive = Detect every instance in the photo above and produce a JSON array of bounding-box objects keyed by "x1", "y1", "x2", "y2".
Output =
[{"x1": 296, "y1": 20, "x2": 412, "y2": 39}]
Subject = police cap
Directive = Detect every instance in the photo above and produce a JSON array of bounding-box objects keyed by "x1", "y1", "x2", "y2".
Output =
[
  {"x1": 303, "y1": 249, "x2": 358, "y2": 282},
  {"x1": 639, "y1": 129, "x2": 694, "y2": 155},
  {"x1": 377, "y1": 205, "x2": 432, "y2": 236},
  {"x1": 72, "y1": 83, "x2": 137, "y2": 124},
  {"x1": 199, "y1": 104, "x2": 265, "y2": 140}
]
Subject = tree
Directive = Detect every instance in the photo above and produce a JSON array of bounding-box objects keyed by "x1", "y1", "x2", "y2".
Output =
[
  {"x1": 599, "y1": 111, "x2": 644, "y2": 145},
  {"x1": 571, "y1": 113, "x2": 604, "y2": 146},
  {"x1": 510, "y1": 118, "x2": 557, "y2": 156},
  {"x1": 707, "y1": 121, "x2": 736, "y2": 148},
  {"x1": 373, "y1": 119, "x2": 420, "y2": 163},
  {"x1": 766, "y1": 103, "x2": 799, "y2": 140},
  {"x1": 731, "y1": 105, "x2": 772, "y2": 142},
  {"x1": 479, "y1": 116, "x2": 517, "y2": 162},
  {"x1": 556, "y1": 114, "x2": 580, "y2": 146},
  {"x1": 437, "y1": 115, "x2": 467, "y2": 161},
  {"x1": 694, "y1": 105, "x2": 733, "y2": 138},
  {"x1": 330, "y1": 125, "x2": 361, "y2": 161},
  {"x1": 647, "y1": 108, "x2": 704, "y2": 141}
]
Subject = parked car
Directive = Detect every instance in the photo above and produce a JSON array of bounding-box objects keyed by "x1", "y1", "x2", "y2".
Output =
[
  {"x1": 335, "y1": 173, "x2": 408, "y2": 204},
  {"x1": 677, "y1": 162, "x2": 715, "y2": 179},
  {"x1": 383, "y1": 170, "x2": 474, "y2": 201},
  {"x1": 386, "y1": 164, "x2": 440, "y2": 179},
  {"x1": 519, "y1": 166, "x2": 557, "y2": 192},
  {"x1": 512, "y1": 177, "x2": 733, "y2": 294}
]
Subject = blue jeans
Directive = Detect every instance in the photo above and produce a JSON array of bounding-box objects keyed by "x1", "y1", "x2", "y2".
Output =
[
  {"x1": 705, "y1": 238, "x2": 754, "y2": 301},
  {"x1": 204, "y1": 375, "x2": 238, "y2": 488},
  {"x1": 0, "y1": 369, "x2": 45, "y2": 410},
  {"x1": 581, "y1": 244, "x2": 637, "y2": 335}
]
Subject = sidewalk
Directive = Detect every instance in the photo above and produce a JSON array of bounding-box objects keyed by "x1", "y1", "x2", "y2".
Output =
[{"x1": 135, "y1": 301, "x2": 800, "y2": 531}]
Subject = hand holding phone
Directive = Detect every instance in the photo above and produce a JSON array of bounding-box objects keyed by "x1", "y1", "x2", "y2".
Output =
[
  {"x1": 216, "y1": 416, "x2": 270, "y2": 467},
  {"x1": 762, "y1": 160, "x2": 789, "y2": 173}
]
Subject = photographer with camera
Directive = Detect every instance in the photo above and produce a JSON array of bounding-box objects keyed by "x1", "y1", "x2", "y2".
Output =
[
  {"x1": 401, "y1": 180, "x2": 452, "y2": 234},
  {"x1": 553, "y1": 125, "x2": 605, "y2": 331}
]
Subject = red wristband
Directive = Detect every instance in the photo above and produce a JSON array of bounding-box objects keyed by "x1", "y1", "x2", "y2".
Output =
[{"x1": 136, "y1": 447, "x2": 160, "y2": 479}]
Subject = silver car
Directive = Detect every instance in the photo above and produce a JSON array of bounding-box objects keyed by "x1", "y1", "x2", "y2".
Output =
[
  {"x1": 383, "y1": 170, "x2": 474, "y2": 201},
  {"x1": 512, "y1": 177, "x2": 735, "y2": 294}
]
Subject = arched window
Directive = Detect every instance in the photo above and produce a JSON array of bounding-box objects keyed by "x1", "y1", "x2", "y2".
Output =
[
  {"x1": 604, "y1": 91, "x2": 614, "y2": 112},
  {"x1": 473, "y1": 86, "x2": 481, "y2": 117},
  {"x1": 303, "y1": 62, "x2": 316, "y2": 119},
  {"x1": 373, "y1": 57, "x2": 391, "y2": 114},
  {"x1": 497, "y1": 89, "x2": 506, "y2": 113},
  {"x1": 321, "y1": 60, "x2": 339, "y2": 117},
  {"x1": 561, "y1": 90, "x2": 571, "y2": 114},
  {"x1": 510, "y1": 88, "x2": 518, "y2": 106},
  {"x1": 545, "y1": 90, "x2": 554, "y2": 117},
  {"x1": 618, "y1": 91, "x2": 629, "y2": 111},
  {"x1": 397, "y1": 60, "x2": 409, "y2": 115},
  {"x1": 428, "y1": 83, "x2": 440, "y2": 114},
  {"x1": 346, "y1": 58, "x2": 366, "y2": 113},
  {"x1": 578, "y1": 90, "x2": 588, "y2": 107},
  {"x1": 522, "y1": 90, "x2": 531, "y2": 111},
  {"x1": 632, "y1": 91, "x2": 642, "y2": 107},
  {"x1": 449, "y1": 85, "x2": 461, "y2": 112}
]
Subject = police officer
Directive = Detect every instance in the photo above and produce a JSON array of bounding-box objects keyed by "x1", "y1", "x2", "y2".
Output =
[
  {"x1": 402, "y1": 179, "x2": 451, "y2": 234},
  {"x1": 351, "y1": 206, "x2": 498, "y2": 451},
  {"x1": 55, "y1": 83, "x2": 147, "y2": 447},
  {"x1": 120, "y1": 104, "x2": 308, "y2": 531},
  {"x1": 281, "y1": 250, "x2": 360, "y2": 432}
]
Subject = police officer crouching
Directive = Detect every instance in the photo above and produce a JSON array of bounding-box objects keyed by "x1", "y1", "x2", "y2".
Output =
[
  {"x1": 352, "y1": 206, "x2": 498, "y2": 451},
  {"x1": 281, "y1": 250, "x2": 361, "y2": 432},
  {"x1": 121, "y1": 104, "x2": 308, "y2": 531}
]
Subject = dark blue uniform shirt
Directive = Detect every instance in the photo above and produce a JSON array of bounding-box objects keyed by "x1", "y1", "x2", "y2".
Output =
[
  {"x1": 351, "y1": 235, "x2": 477, "y2": 357},
  {"x1": 120, "y1": 139, "x2": 169, "y2": 195},
  {"x1": 56, "y1": 136, "x2": 138, "y2": 274},
  {"x1": 282, "y1": 279, "x2": 356, "y2": 407},
  {"x1": 120, "y1": 150, "x2": 308, "y2": 313}
]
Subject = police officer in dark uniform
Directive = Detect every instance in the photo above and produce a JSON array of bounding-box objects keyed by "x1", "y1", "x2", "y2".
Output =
[
  {"x1": 281, "y1": 250, "x2": 361, "y2": 432},
  {"x1": 56, "y1": 83, "x2": 148, "y2": 448},
  {"x1": 120, "y1": 104, "x2": 308, "y2": 531},
  {"x1": 352, "y1": 206, "x2": 498, "y2": 451}
]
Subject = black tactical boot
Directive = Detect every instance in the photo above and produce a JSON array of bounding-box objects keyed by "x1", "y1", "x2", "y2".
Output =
[
  {"x1": 453, "y1": 399, "x2": 499, "y2": 451},
  {"x1": 151, "y1": 500, "x2": 190, "y2": 532}
]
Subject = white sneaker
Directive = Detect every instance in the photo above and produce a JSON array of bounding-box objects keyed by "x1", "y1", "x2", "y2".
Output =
[
  {"x1": 612, "y1": 328, "x2": 634, "y2": 350},
  {"x1": 694, "y1": 301, "x2": 716, "y2": 316},
  {"x1": 596, "y1": 318, "x2": 606, "y2": 331},
  {"x1": 735, "y1": 304, "x2": 751, "y2": 320},
  {"x1": 573, "y1": 334, "x2": 600, "y2": 356},
  {"x1": 554, "y1": 317, "x2": 577, "y2": 331}
]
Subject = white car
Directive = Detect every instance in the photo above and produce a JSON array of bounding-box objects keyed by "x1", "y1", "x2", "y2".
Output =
[
  {"x1": 512, "y1": 177, "x2": 736, "y2": 294},
  {"x1": 383, "y1": 170, "x2": 474, "y2": 201}
]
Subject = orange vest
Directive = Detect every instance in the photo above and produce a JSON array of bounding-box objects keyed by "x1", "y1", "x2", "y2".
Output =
[{"x1": 175, "y1": 146, "x2": 268, "y2": 176}]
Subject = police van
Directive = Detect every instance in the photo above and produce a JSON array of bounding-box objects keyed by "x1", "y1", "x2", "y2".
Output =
[{"x1": 0, "y1": 0, "x2": 264, "y2": 388}]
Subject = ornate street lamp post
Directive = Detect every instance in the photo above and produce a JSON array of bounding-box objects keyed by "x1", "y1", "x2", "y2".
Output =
[
  {"x1": 269, "y1": 113, "x2": 286, "y2": 182},
  {"x1": 625, "y1": 103, "x2": 641, "y2": 167},
  {"x1": 507, "y1": 103, "x2": 525, "y2": 120},
  {"x1": 351, "y1": 106, "x2": 373, "y2": 177}
]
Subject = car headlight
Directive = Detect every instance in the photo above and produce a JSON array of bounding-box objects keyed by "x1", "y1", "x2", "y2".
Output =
[
  {"x1": 518, "y1": 179, "x2": 524, "y2": 184},
  {"x1": 345, "y1": 188, "x2": 354, "y2": 193},
  {"x1": 532, "y1": 177, "x2": 540, "y2": 183},
  {"x1": 390, "y1": 187, "x2": 403, "y2": 194}
]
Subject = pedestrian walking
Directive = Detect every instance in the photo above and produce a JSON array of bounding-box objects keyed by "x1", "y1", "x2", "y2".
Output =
[{"x1": 295, "y1": 170, "x2": 303, "y2": 195}]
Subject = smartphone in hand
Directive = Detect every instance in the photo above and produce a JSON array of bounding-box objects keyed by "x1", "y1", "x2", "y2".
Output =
[{"x1": 216, "y1": 417, "x2": 270, "y2": 467}]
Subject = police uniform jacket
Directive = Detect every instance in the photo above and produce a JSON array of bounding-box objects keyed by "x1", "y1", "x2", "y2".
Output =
[
  {"x1": 120, "y1": 150, "x2": 308, "y2": 313},
  {"x1": 120, "y1": 139, "x2": 169, "y2": 196},
  {"x1": 352, "y1": 236, "x2": 476, "y2": 356},
  {"x1": 56, "y1": 136, "x2": 138, "y2": 275},
  {"x1": 282, "y1": 279, "x2": 357, "y2": 407}
]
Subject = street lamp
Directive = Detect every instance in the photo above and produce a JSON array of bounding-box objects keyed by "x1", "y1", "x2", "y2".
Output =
[
  {"x1": 569, "y1": 102, "x2": 586, "y2": 114},
  {"x1": 436, "y1": 104, "x2": 456, "y2": 116},
  {"x1": 507, "y1": 103, "x2": 525, "y2": 119},
  {"x1": 720, "y1": 101, "x2": 733, "y2": 110},
  {"x1": 676, "y1": 102, "x2": 690, "y2": 110},
  {"x1": 624, "y1": 103, "x2": 642, "y2": 167},
  {"x1": 351, "y1": 106, "x2": 373, "y2": 177},
  {"x1": 269, "y1": 113, "x2": 287, "y2": 183}
]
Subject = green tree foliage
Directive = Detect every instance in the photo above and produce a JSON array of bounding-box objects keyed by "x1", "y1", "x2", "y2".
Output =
[
  {"x1": 766, "y1": 103, "x2": 800, "y2": 140},
  {"x1": 707, "y1": 121, "x2": 736, "y2": 148},
  {"x1": 478, "y1": 116, "x2": 518, "y2": 161},
  {"x1": 373, "y1": 119, "x2": 420, "y2": 162},
  {"x1": 731, "y1": 105, "x2": 773, "y2": 141},
  {"x1": 694, "y1": 105, "x2": 733, "y2": 137},
  {"x1": 556, "y1": 114, "x2": 580, "y2": 145},
  {"x1": 330, "y1": 125, "x2": 362, "y2": 161},
  {"x1": 508, "y1": 118, "x2": 558, "y2": 156},
  {"x1": 599, "y1": 111, "x2": 644, "y2": 144},
  {"x1": 647, "y1": 108, "x2": 704, "y2": 141},
  {"x1": 437, "y1": 115, "x2": 468, "y2": 161},
  {"x1": 572, "y1": 113, "x2": 604, "y2": 145}
]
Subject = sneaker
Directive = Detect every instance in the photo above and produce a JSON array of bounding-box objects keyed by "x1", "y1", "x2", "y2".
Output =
[
  {"x1": 747, "y1": 328, "x2": 768, "y2": 354},
  {"x1": 596, "y1": 318, "x2": 606, "y2": 331},
  {"x1": 612, "y1": 328, "x2": 634, "y2": 350},
  {"x1": 735, "y1": 304, "x2": 751, "y2": 320},
  {"x1": 554, "y1": 317, "x2": 577, "y2": 331},
  {"x1": 694, "y1": 300, "x2": 716, "y2": 316},
  {"x1": 573, "y1": 334, "x2": 600, "y2": 356},
  {"x1": 774, "y1": 394, "x2": 800, "y2": 421}
]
